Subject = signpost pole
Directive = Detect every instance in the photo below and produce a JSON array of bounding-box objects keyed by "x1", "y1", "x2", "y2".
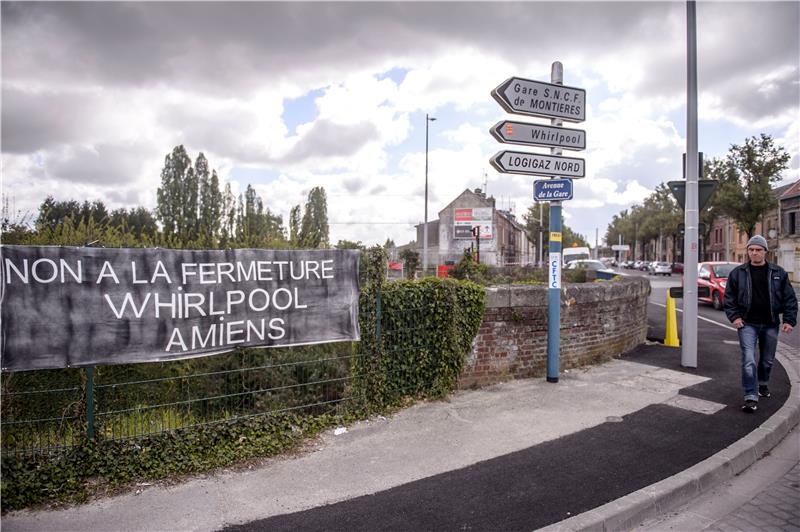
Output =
[
  {"x1": 682, "y1": 0, "x2": 699, "y2": 368},
  {"x1": 547, "y1": 61, "x2": 564, "y2": 383}
]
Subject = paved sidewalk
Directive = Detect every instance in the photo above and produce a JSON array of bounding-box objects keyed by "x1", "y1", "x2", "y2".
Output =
[
  {"x1": 3, "y1": 314, "x2": 798, "y2": 531},
  {"x1": 635, "y1": 342, "x2": 800, "y2": 532},
  {"x1": 710, "y1": 462, "x2": 800, "y2": 532}
]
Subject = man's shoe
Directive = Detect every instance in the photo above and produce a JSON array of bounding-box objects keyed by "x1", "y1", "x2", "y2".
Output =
[
  {"x1": 758, "y1": 385, "x2": 771, "y2": 398},
  {"x1": 742, "y1": 400, "x2": 758, "y2": 413}
]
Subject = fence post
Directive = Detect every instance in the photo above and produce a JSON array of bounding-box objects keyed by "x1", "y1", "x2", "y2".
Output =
[
  {"x1": 375, "y1": 283, "x2": 382, "y2": 343},
  {"x1": 85, "y1": 366, "x2": 95, "y2": 440}
]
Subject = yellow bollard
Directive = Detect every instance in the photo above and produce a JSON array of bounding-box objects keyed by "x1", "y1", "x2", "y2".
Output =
[{"x1": 665, "y1": 291, "x2": 680, "y2": 347}]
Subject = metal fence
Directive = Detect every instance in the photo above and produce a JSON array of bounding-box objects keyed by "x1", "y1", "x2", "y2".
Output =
[
  {"x1": 0, "y1": 287, "x2": 440, "y2": 457},
  {"x1": 1, "y1": 343, "x2": 362, "y2": 456}
]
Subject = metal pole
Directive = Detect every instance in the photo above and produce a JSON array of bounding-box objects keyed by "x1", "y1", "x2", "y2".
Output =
[
  {"x1": 725, "y1": 221, "x2": 730, "y2": 261},
  {"x1": 85, "y1": 366, "x2": 95, "y2": 440},
  {"x1": 682, "y1": 0, "x2": 699, "y2": 368},
  {"x1": 539, "y1": 202, "x2": 543, "y2": 267},
  {"x1": 595, "y1": 228, "x2": 599, "y2": 259},
  {"x1": 423, "y1": 113, "x2": 430, "y2": 276},
  {"x1": 547, "y1": 61, "x2": 564, "y2": 383}
]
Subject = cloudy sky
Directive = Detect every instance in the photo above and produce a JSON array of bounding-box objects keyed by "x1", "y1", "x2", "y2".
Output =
[{"x1": 2, "y1": 1, "x2": 798, "y2": 248}]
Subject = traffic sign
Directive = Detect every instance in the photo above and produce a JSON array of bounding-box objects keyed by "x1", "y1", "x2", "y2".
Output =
[
  {"x1": 611, "y1": 244, "x2": 630, "y2": 251},
  {"x1": 490, "y1": 120, "x2": 586, "y2": 151},
  {"x1": 534, "y1": 179, "x2": 573, "y2": 201},
  {"x1": 490, "y1": 150, "x2": 585, "y2": 178},
  {"x1": 492, "y1": 77, "x2": 586, "y2": 122},
  {"x1": 668, "y1": 180, "x2": 718, "y2": 211}
]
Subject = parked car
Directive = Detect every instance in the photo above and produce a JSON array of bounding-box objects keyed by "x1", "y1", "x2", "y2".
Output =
[
  {"x1": 697, "y1": 262, "x2": 738, "y2": 310},
  {"x1": 671, "y1": 262, "x2": 684, "y2": 274},
  {"x1": 649, "y1": 261, "x2": 672, "y2": 276},
  {"x1": 633, "y1": 260, "x2": 644, "y2": 270},
  {"x1": 638, "y1": 261, "x2": 651, "y2": 271},
  {"x1": 565, "y1": 259, "x2": 620, "y2": 280}
]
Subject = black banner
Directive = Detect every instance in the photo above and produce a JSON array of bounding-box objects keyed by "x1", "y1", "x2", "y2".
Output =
[{"x1": 0, "y1": 246, "x2": 360, "y2": 371}]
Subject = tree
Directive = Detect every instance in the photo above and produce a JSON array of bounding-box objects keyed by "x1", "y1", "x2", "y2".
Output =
[
  {"x1": 524, "y1": 203, "x2": 588, "y2": 256},
  {"x1": 109, "y1": 207, "x2": 158, "y2": 239},
  {"x1": 288, "y1": 205, "x2": 301, "y2": 246},
  {"x1": 35, "y1": 197, "x2": 109, "y2": 231},
  {"x1": 298, "y1": 187, "x2": 329, "y2": 248},
  {"x1": 197, "y1": 154, "x2": 223, "y2": 246},
  {"x1": 708, "y1": 134, "x2": 791, "y2": 238},
  {"x1": 398, "y1": 248, "x2": 420, "y2": 279},
  {"x1": 156, "y1": 145, "x2": 193, "y2": 238},
  {"x1": 334, "y1": 239, "x2": 365, "y2": 250},
  {"x1": 221, "y1": 182, "x2": 237, "y2": 244}
]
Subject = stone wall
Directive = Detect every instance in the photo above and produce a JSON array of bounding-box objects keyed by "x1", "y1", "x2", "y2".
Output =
[{"x1": 459, "y1": 276, "x2": 650, "y2": 388}]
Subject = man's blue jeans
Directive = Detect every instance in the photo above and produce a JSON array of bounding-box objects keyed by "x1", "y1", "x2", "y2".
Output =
[{"x1": 737, "y1": 323, "x2": 779, "y2": 401}]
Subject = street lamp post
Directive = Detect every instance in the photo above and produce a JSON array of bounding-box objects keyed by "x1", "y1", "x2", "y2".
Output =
[{"x1": 423, "y1": 113, "x2": 436, "y2": 276}]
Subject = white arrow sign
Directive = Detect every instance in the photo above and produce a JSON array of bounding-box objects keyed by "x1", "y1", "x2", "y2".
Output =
[
  {"x1": 492, "y1": 77, "x2": 586, "y2": 122},
  {"x1": 490, "y1": 120, "x2": 586, "y2": 151},
  {"x1": 490, "y1": 150, "x2": 585, "y2": 178}
]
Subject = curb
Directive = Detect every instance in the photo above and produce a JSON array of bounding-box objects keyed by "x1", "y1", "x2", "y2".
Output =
[{"x1": 540, "y1": 342, "x2": 800, "y2": 532}]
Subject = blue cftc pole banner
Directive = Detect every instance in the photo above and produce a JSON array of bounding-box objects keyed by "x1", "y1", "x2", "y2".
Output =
[{"x1": 0, "y1": 246, "x2": 360, "y2": 372}]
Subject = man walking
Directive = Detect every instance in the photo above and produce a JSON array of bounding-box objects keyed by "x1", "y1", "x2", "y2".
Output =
[{"x1": 724, "y1": 235, "x2": 797, "y2": 413}]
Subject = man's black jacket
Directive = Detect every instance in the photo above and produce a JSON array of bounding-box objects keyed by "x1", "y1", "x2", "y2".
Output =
[{"x1": 723, "y1": 261, "x2": 798, "y2": 327}]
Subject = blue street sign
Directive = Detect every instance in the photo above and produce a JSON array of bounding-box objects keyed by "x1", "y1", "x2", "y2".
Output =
[{"x1": 534, "y1": 179, "x2": 573, "y2": 201}]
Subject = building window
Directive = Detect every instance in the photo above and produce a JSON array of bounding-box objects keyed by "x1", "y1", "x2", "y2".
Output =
[{"x1": 790, "y1": 212, "x2": 797, "y2": 235}]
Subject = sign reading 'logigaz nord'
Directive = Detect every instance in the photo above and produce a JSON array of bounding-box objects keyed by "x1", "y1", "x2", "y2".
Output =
[
  {"x1": 0, "y1": 246, "x2": 360, "y2": 372},
  {"x1": 490, "y1": 120, "x2": 586, "y2": 151},
  {"x1": 490, "y1": 150, "x2": 585, "y2": 178},
  {"x1": 492, "y1": 77, "x2": 586, "y2": 122}
]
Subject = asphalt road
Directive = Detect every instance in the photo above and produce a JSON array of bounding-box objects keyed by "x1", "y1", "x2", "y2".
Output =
[
  {"x1": 618, "y1": 267, "x2": 799, "y2": 351},
  {"x1": 221, "y1": 271, "x2": 791, "y2": 532}
]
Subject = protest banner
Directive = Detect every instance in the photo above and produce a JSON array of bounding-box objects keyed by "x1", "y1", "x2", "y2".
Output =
[{"x1": 0, "y1": 246, "x2": 360, "y2": 371}]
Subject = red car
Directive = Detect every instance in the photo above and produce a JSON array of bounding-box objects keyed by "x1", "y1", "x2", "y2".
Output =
[{"x1": 697, "y1": 262, "x2": 738, "y2": 310}]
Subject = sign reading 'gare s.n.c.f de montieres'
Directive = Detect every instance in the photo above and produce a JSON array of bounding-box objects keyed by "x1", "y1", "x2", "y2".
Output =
[{"x1": 0, "y1": 246, "x2": 360, "y2": 372}]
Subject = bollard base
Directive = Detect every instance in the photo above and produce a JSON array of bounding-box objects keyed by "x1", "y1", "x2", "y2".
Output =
[{"x1": 547, "y1": 377, "x2": 559, "y2": 383}]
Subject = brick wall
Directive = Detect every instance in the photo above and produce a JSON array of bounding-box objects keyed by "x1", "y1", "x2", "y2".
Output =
[{"x1": 459, "y1": 277, "x2": 650, "y2": 388}]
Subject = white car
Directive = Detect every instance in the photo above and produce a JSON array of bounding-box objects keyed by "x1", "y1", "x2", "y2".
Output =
[
  {"x1": 649, "y1": 261, "x2": 672, "y2": 276},
  {"x1": 565, "y1": 260, "x2": 621, "y2": 279}
]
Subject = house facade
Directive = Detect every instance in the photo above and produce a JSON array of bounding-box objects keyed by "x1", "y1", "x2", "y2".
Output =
[
  {"x1": 702, "y1": 180, "x2": 800, "y2": 281},
  {"x1": 414, "y1": 188, "x2": 535, "y2": 267}
]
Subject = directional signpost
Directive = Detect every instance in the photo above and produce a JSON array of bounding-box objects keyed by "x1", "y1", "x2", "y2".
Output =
[
  {"x1": 492, "y1": 77, "x2": 586, "y2": 122},
  {"x1": 490, "y1": 150, "x2": 585, "y2": 178},
  {"x1": 489, "y1": 62, "x2": 586, "y2": 385},
  {"x1": 490, "y1": 121, "x2": 586, "y2": 151}
]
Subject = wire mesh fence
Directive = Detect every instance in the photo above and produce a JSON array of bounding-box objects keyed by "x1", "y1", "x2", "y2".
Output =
[
  {"x1": 1, "y1": 344, "x2": 363, "y2": 457},
  {"x1": 0, "y1": 276, "x2": 461, "y2": 458}
]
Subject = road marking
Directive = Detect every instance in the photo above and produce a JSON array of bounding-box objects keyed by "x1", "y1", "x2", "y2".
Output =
[{"x1": 650, "y1": 302, "x2": 736, "y2": 331}]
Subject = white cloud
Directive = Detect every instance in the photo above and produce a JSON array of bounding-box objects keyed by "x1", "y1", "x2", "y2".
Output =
[{"x1": 2, "y1": 1, "x2": 798, "y2": 247}]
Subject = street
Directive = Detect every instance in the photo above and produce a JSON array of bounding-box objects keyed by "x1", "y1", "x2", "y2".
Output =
[{"x1": 617, "y1": 267, "x2": 800, "y2": 351}]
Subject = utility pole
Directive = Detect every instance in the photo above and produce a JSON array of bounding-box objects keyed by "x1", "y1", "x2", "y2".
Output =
[
  {"x1": 682, "y1": 0, "x2": 700, "y2": 368},
  {"x1": 423, "y1": 114, "x2": 436, "y2": 276}
]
